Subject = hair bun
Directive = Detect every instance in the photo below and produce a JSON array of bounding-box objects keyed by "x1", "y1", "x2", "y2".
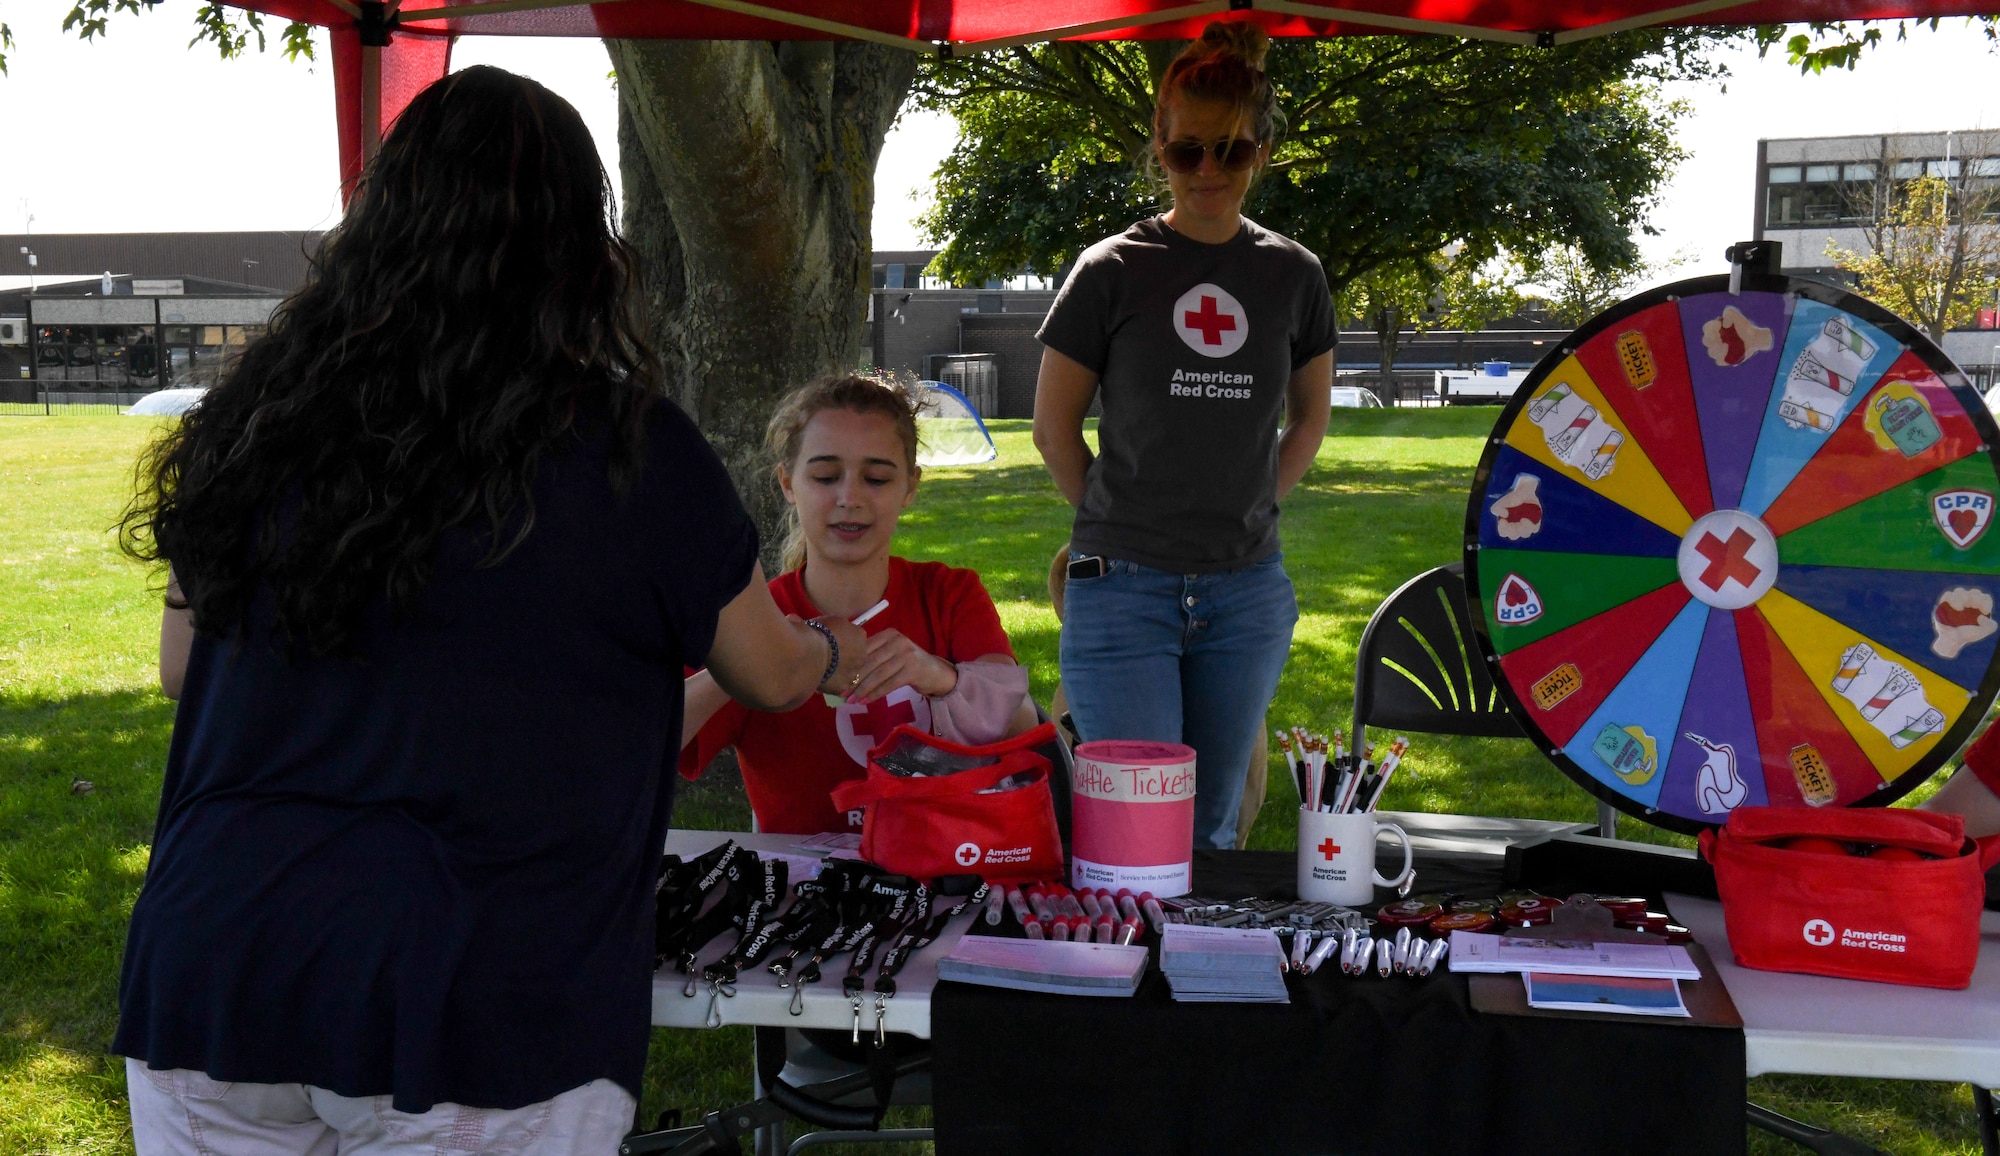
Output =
[{"x1": 1200, "y1": 20, "x2": 1269, "y2": 71}]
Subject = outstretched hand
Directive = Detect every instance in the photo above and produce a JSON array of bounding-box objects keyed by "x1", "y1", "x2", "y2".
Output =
[{"x1": 846, "y1": 628, "x2": 957, "y2": 704}]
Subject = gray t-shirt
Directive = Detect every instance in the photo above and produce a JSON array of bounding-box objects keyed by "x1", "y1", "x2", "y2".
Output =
[{"x1": 1038, "y1": 216, "x2": 1337, "y2": 572}]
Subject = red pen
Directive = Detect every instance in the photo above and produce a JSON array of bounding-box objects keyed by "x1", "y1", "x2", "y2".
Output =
[
  {"x1": 1056, "y1": 892, "x2": 1086, "y2": 922},
  {"x1": 1116, "y1": 891, "x2": 1142, "y2": 923},
  {"x1": 1080, "y1": 891, "x2": 1104, "y2": 921},
  {"x1": 1070, "y1": 915, "x2": 1092, "y2": 944},
  {"x1": 1049, "y1": 915, "x2": 1071, "y2": 942},
  {"x1": 1140, "y1": 892, "x2": 1166, "y2": 934},
  {"x1": 1028, "y1": 888, "x2": 1057, "y2": 925},
  {"x1": 1117, "y1": 917, "x2": 1144, "y2": 946},
  {"x1": 1095, "y1": 915, "x2": 1117, "y2": 943},
  {"x1": 1005, "y1": 887, "x2": 1032, "y2": 926},
  {"x1": 1022, "y1": 916, "x2": 1045, "y2": 941}
]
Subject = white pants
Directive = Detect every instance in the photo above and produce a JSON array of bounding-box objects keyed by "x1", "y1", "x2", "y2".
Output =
[{"x1": 127, "y1": 1058, "x2": 636, "y2": 1155}]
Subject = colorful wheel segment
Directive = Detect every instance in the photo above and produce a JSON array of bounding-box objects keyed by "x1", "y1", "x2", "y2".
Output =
[{"x1": 1464, "y1": 274, "x2": 2000, "y2": 834}]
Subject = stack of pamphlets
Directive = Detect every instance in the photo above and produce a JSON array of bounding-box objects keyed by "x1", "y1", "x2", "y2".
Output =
[
  {"x1": 1159, "y1": 924, "x2": 1290, "y2": 1003},
  {"x1": 1523, "y1": 973, "x2": 1691, "y2": 1017},
  {"x1": 1446, "y1": 931, "x2": 1701, "y2": 980},
  {"x1": 936, "y1": 936, "x2": 1148, "y2": 997},
  {"x1": 1449, "y1": 931, "x2": 1701, "y2": 1019}
]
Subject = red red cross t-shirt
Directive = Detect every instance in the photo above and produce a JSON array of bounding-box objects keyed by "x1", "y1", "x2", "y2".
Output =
[{"x1": 680, "y1": 557, "x2": 1015, "y2": 835}]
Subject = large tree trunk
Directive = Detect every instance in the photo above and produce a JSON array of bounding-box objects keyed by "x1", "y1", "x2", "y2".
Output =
[
  {"x1": 605, "y1": 39, "x2": 918, "y2": 569},
  {"x1": 1373, "y1": 305, "x2": 1402, "y2": 406}
]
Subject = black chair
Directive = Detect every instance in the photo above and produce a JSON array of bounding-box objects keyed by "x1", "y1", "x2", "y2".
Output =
[{"x1": 1350, "y1": 562, "x2": 1615, "y2": 838}]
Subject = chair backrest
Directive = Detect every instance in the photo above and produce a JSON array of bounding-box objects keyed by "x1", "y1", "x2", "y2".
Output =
[
  {"x1": 1352, "y1": 561, "x2": 1520, "y2": 749},
  {"x1": 1032, "y1": 704, "x2": 1074, "y2": 847}
]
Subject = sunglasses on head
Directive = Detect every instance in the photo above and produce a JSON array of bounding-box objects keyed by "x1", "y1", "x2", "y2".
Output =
[{"x1": 1158, "y1": 137, "x2": 1262, "y2": 174}]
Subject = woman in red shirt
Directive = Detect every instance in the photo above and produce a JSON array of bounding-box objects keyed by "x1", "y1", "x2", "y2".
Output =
[{"x1": 683, "y1": 376, "x2": 1037, "y2": 833}]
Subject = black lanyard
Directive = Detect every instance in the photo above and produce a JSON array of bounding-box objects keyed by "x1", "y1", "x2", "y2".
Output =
[{"x1": 867, "y1": 880, "x2": 990, "y2": 1044}]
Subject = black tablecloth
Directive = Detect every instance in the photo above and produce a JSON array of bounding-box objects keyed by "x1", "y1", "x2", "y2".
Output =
[{"x1": 931, "y1": 849, "x2": 1746, "y2": 1156}]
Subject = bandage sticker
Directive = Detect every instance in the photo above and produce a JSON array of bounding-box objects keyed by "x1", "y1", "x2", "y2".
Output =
[
  {"x1": 1526, "y1": 380, "x2": 1623, "y2": 481},
  {"x1": 1863, "y1": 382, "x2": 1942, "y2": 459},
  {"x1": 1700, "y1": 305, "x2": 1774, "y2": 367},
  {"x1": 1931, "y1": 587, "x2": 1997, "y2": 660},
  {"x1": 1532, "y1": 663, "x2": 1583, "y2": 710},
  {"x1": 1932, "y1": 489, "x2": 1993, "y2": 549},
  {"x1": 1489, "y1": 473, "x2": 1544, "y2": 541},
  {"x1": 1494, "y1": 573, "x2": 1544, "y2": 626},
  {"x1": 1778, "y1": 318, "x2": 1879, "y2": 434},
  {"x1": 1592, "y1": 722, "x2": 1658, "y2": 786},
  {"x1": 1830, "y1": 643, "x2": 1946, "y2": 748}
]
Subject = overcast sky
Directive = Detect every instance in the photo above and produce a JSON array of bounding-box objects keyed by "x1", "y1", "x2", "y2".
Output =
[{"x1": 0, "y1": 6, "x2": 1994, "y2": 282}]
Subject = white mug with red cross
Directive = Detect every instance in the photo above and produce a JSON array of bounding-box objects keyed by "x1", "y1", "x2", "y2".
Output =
[{"x1": 1297, "y1": 808, "x2": 1414, "y2": 906}]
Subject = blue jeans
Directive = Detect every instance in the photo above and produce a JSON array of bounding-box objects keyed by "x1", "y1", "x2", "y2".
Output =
[{"x1": 1059, "y1": 553, "x2": 1298, "y2": 850}]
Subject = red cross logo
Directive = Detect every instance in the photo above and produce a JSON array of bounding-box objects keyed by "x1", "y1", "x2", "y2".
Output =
[
  {"x1": 1803, "y1": 918, "x2": 1835, "y2": 947},
  {"x1": 862, "y1": 697, "x2": 918, "y2": 747},
  {"x1": 1694, "y1": 528, "x2": 1761, "y2": 591},
  {"x1": 1318, "y1": 838, "x2": 1341, "y2": 860},
  {"x1": 1183, "y1": 296, "x2": 1237, "y2": 346}
]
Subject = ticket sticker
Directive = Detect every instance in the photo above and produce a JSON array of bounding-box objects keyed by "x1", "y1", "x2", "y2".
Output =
[
  {"x1": 1789, "y1": 744, "x2": 1837, "y2": 807},
  {"x1": 1616, "y1": 330, "x2": 1657, "y2": 390},
  {"x1": 1532, "y1": 663, "x2": 1583, "y2": 710}
]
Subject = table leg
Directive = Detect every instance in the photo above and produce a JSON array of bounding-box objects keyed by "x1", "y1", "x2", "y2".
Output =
[
  {"x1": 1976, "y1": 1085, "x2": 1998, "y2": 1156},
  {"x1": 1745, "y1": 1102, "x2": 1888, "y2": 1156}
]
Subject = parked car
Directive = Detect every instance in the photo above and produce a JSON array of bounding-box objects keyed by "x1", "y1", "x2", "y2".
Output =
[
  {"x1": 125, "y1": 387, "x2": 207, "y2": 417},
  {"x1": 1330, "y1": 385, "x2": 1385, "y2": 408}
]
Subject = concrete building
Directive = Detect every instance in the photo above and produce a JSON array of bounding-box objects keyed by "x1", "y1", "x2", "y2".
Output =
[{"x1": 1755, "y1": 131, "x2": 2000, "y2": 387}]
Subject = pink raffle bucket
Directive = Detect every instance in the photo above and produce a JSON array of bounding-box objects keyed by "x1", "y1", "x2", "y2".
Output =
[{"x1": 1070, "y1": 740, "x2": 1196, "y2": 897}]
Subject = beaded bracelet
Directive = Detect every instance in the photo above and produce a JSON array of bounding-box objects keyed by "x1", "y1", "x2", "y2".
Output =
[{"x1": 802, "y1": 617, "x2": 839, "y2": 687}]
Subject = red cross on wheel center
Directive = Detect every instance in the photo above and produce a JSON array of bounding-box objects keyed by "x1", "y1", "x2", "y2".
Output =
[
  {"x1": 1318, "y1": 838, "x2": 1341, "y2": 860},
  {"x1": 1695, "y1": 528, "x2": 1762, "y2": 591},
  {"x1": 1184, "y1": 296, "x2": 1237, "y2": 346},
  {"x1": 1676, "y1": 509, "x2": 1778, "y2": 611}
]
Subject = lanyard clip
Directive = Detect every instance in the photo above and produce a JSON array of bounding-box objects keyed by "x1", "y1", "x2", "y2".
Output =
[
  {"x1": 850, "y1": 993, "x2": 865, "y2": 1045},
  {"x1": 873, "y1": 992, "x2": 890, "y2": 1047}
]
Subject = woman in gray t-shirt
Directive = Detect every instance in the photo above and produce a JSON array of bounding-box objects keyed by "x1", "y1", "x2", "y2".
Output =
[{"x1": 1034, "y1": 22, "x2": 1336, "y2": 850}]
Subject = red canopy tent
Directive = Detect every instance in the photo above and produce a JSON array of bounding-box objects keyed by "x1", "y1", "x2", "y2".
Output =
[{"x1": 227, "y1": 0, "x2": 1995, "y2": 196}]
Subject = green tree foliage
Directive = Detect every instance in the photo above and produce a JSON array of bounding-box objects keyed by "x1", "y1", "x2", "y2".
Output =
[
  {"x1": 1752, "y1": 17, "x2": 2000, "y2": 74},
  {"x1": 1533, "y1": 244, "x2": 1693, "y2": 327},
  {"x1": 1342, "y1": 252, "x2": 1523, "y2": 391},
  {"x1": 913, "y1": 31, "x2": 1727, "y2": 294},
  {"x1": 1828, "y1": 173, "x2": 2000, "y2": 340}
]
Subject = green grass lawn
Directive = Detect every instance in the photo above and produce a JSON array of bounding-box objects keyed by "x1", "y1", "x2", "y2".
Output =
[{"x1": 1, "y1": 410, "x2": 1990, "y2": 1153}]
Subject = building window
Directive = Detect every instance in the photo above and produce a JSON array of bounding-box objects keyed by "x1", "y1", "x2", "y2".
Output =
[{"x1": 1767, "y1": 163, "x2": 1878, "y2": 226}]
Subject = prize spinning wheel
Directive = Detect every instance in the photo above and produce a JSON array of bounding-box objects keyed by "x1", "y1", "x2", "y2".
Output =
[{"x1": 1464, "y1": 272, "x2": 2000, "y2": 834}]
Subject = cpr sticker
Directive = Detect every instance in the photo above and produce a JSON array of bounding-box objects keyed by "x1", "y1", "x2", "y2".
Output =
[
  {"x1": 1494, "y1": 573, "x2": 1543, "y2": 625},
  {"x1": 1933, "y1": 489, "x2": 1993, "y2": 550},
  {"x1": 1172, "y1": 283, "x2": 1249, "y2": 358},
  {"x1": 1804, "y1": 918, "x2": 1836, "y2": 947},
  {"x1": 954, "y1": 842, "x2": 982, "y2": 868}
]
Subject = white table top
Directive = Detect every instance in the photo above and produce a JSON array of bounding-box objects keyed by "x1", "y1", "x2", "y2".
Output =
[
  {"x1": 650, "y1": 830, "x2": 976, "y2": 1040},
  {"x1": 1669, "y1": 893, "x2": 2000, "y2": 1087}
]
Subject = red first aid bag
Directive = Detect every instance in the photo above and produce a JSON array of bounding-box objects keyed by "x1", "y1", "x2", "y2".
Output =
[
  {"x1": 829, "y1": 722, "x2": 1064, "y2": 884},
  {"x1": 1699, "y1": 805, "x2": 2000, "y2": 989}
]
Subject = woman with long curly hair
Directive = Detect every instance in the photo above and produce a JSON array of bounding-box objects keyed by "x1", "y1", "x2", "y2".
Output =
[{"x1": 114, "y1": 66, "x2": 863, "y2": 1154}]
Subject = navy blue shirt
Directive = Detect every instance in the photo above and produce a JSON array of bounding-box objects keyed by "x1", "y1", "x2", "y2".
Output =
[{"x1": 114, "y1": 399, "x2": 757, "y2": 1112}]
